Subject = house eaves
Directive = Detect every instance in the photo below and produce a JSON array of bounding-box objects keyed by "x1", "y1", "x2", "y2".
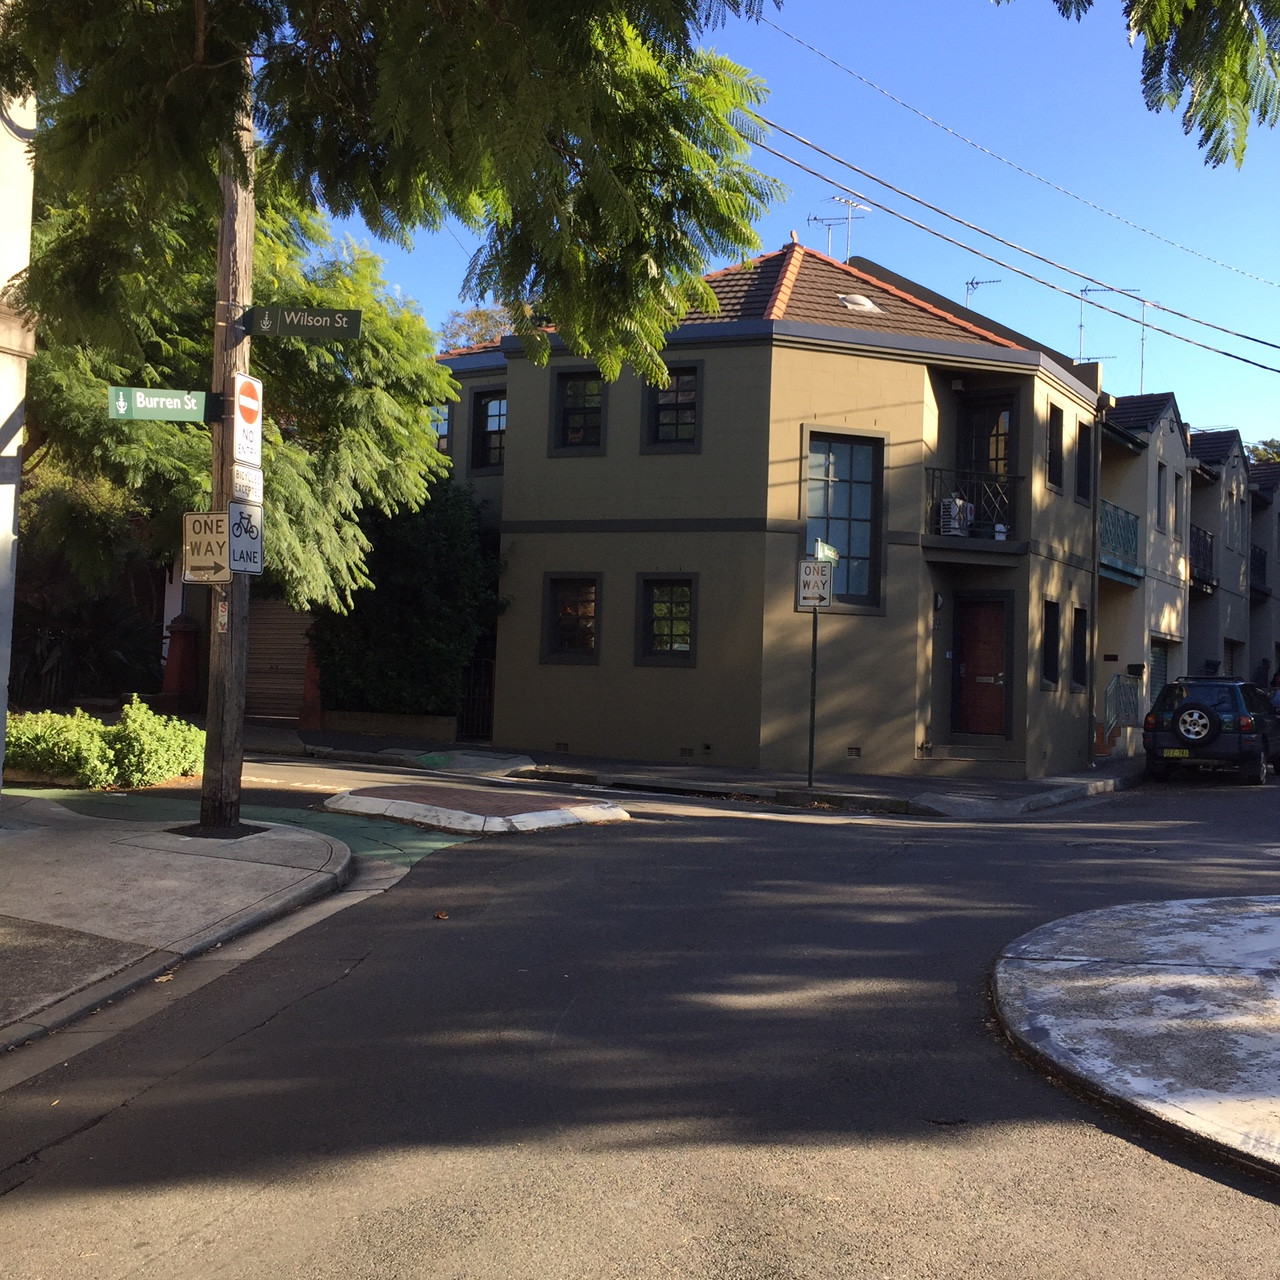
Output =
[
  {"x1": 1100, "y1": 420, "x2": 1148, "y2": 454},
  {"x1": 667, "y1": 318, "x2": 1101, "y2": 406}
]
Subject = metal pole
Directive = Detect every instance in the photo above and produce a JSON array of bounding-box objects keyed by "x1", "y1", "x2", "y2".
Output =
[
  {"x1": 808, "y1": 606, "x2": 818, "y2": 788},
  {"x1": 199, "y1": 84, "x2": 254, "y2": 832}
]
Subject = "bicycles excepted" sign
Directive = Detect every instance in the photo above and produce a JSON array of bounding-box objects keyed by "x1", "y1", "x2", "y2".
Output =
[{"x1": 228, "y1": 501, "x2": 264, "y2": 575}]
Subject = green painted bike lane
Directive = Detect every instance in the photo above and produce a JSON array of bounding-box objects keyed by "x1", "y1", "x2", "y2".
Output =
[{"x1": 5, "y1": 787, "x2": 473, "y2": 867}]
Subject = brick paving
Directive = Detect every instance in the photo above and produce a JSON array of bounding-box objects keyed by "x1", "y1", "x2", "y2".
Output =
[{"x1": 350, "y1": 784, "x2": 584, "y2": 817}]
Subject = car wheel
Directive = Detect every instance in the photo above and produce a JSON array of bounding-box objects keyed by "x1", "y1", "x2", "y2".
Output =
[
  {"x1": 1241, "y1": 747, "x2": 1268, "y2": 786},
  {"x1": 1174, "y1": 703, "x2": 1221, "y2": 747}
]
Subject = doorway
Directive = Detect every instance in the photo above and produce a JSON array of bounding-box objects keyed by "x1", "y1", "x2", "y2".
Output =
[{"x1": 952, "y1": 597, "x2": 1011, "y2": 736}]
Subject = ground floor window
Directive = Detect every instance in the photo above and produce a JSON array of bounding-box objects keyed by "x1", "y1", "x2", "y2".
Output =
[
  {"x1": 1071, "y1": 606, "x2": 1088, "y2": 688},
  {"x1": 542, "y1": 575, "x2": 601, "y2": 663},
  {"x1": 636, "y1": 575, "x2": 697, "y2": 666},
  {"x1": 1042, "y1": 599, "x2": 1060, "y2": 686}
]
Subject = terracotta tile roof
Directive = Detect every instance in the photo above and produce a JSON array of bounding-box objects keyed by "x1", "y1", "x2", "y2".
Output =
[
  {"x1": 1106, "y1": 392, "x2": 1179, "y2": 433},
  {"x1": 685, "y1": 242, "x2": 1022, "y2": 349},
  {"x1": 437, "y1": 340, "x2": 504, "y2": 359},
  {"x1": 1189, "y1": 428, "x2": 1242, "y2": 466}
]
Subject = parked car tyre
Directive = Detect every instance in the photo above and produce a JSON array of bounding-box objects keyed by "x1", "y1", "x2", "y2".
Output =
[
  {"x1": 1241, "y1": 746, "x2": 1269, "y2": 786},
  {"x1": 1174, "y1": 704, "x2": 1220, "y2": 747}
]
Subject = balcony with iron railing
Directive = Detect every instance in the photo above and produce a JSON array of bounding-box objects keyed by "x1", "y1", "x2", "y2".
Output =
[
  {"x1": 1099, "y1": 498, "x2": 1141, "y2": 583},
  {"x1": 1189, "y1": 523, "x2": 1216, "y2": 590},
  {"x1": 1251, "y1": 543, "x2": 1270, "y2": 599},
  {"x1": 925, "y1": 468, "x2": 1018, "y2": 542}
]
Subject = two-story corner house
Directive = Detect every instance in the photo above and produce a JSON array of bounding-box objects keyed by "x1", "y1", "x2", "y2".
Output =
[
  {"x1": 444, "y1": 243, "x2": 1104, "y2": 779},
  {"x1": 1248, "y1": 461, "x2": 1280, "y2": 685},
  {"x1": 1187, "y1": 429, "x2": 1252, "y2": 678},
  {"x1": 1093, "y1": 392, "x2": 1191, "y2": 757}
]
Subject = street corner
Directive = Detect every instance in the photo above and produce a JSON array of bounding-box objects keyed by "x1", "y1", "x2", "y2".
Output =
[
  {"x1": 322, "y1": 784, "x2": 630, "y2": 835},
  {"x1": 991, "y1": 895, "x2": 1280, "y2": 1175}
]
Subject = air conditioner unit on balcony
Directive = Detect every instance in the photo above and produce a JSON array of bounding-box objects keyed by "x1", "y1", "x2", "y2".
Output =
[{"x1": 939, "y1": 495, "x2": 973, "y2": 537}]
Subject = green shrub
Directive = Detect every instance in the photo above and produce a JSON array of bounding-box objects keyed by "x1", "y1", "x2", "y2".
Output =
[
  {"x1": 4, "y1": 707, "x2": 116, "y2": 787},
  {"x1": 4, "y1": 697, "x2": 204, "y2": 788}
]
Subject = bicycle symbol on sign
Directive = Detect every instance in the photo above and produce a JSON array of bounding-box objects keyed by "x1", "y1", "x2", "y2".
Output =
[{"x1": 232, "y1": 509, "x2": 260, "y2": 541}]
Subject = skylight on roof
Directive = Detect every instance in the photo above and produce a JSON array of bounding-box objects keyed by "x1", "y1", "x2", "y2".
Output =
[{"x1": 837, "y1": 293, "x2": 883, "y2": 314}]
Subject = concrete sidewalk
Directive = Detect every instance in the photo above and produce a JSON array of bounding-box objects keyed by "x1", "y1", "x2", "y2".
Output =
[
  {"x1": 0, "y1": 792, "x2": 350, "y2": 1052},
  {"x1": 993, "y1": 896, "x2": 1280, "y2": 1178}
]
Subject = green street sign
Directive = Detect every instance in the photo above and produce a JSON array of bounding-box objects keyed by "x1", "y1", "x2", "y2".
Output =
[
  {"x1": 247, "y1": 306, "x2": 363, "y2": 340},
  {"x1": 108, "y1": 386, "x2": 207, "y2": 422}
]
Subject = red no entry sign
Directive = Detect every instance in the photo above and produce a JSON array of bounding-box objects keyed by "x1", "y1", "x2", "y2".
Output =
[
  {"x1": 231, "y1": 373, "x2": 263, "y2": 466},
  {"x1": 235, "y1": 377, "x2": 260, "y2": 426}
]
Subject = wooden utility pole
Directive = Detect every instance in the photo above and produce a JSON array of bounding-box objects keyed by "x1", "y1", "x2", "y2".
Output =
[{"x1": 200, "y1": 97, "x2": 255, "y2": 831}]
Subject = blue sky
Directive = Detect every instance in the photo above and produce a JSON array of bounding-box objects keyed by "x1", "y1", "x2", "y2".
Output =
[{"x1": 348, "y1": 0, "x2": 1280, "y2": 442}]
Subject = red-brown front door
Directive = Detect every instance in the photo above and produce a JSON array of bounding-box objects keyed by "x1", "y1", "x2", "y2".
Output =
[{"x1": 953, "y1": 599, "x2": 1008, "y2": 735}]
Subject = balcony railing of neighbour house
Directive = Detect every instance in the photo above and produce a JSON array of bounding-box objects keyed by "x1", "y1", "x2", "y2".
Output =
[
  {"x1": 1189, "y1": 523, "x2": 1216, "y2": 589},
  {"x1": 1099, "y1": 498, "x2": 1141, "y2": 580},
  {"x1": 1104, "y1": 672, "x2": 1143, "y2": 743},
  {"x1": 1251, "y1": 544, "x2": 1270, "y2": 598},
  {"x1": 925, "y1": 468, "x2": 1017, "y2": 540}
]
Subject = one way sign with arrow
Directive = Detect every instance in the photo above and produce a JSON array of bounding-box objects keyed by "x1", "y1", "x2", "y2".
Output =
[{"x1": 182, "y1": 511, "x2": 232, "y2": 584}]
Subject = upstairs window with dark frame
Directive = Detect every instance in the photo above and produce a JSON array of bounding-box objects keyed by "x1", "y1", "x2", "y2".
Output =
[
  {"x1": 645, "y1": 366, "x2": 700, "y2": 452},
  {"x1": 1042, "y1": 599, "x2": 1061, "y2": 686},
  {"x1": 542, "y1": 575, "x2": 601, "y2": 664},
  {"x1": 1046, "y1": 405, "x2": 1064, "y2": 490},
  {"x1": 1075, "y1": 420, "x2": 1093, "y2": 501},
  {"x1": 470, "y1": 390, "x2": 506, "y2": 470},
  {"x1": 1071, "y1": 606, "x2": 1089, "y2": 689},
  {"x1": 636, "y1": 575, "x2": 697, "y2": 666},
  {"x1": 556, "y1": 372, "x2": 605, "y2": 451},
  {"x1": 806, "y1": 433, "x2": 883, "y2": 606},
  {"x1": 958, "y1": 395, "x2": 1014, "y2": 477}
]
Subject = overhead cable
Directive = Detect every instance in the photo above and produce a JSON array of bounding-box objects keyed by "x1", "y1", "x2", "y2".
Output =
[
  {"x1": 761, "y1": 117, "x2": 1280, "y2": 357},
  {"x1": 754, "y1": 139, "x2": 1280, "y2": 378},
  {"x1": 758, "y1": 15, "x2": 1280, "y2": 292}
]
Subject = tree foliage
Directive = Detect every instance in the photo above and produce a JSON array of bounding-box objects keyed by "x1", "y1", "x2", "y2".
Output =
[
  {"x1": 1247, "y1": 439, "x2": 1280, "y2": 464},
  {"x1": 440, "y1": 306, "x2": 512, "y2": 351},
  {"x1": 0, "y1": 0, "x2": 782, "y2": 383},
  {"x1": 308, "y1": 482, "x2": 504, "y2": 717},
  {"x1": 1027, "y1": 1, "x2": 1280, "y2": 165},
  {"x1": 13, "y1": 164, "x2": 452, "y2": 611}
]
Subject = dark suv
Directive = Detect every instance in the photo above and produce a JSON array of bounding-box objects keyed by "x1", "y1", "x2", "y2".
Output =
[{"x1": 1143, "y1": 677, "x2": 1279, "y2": 784}]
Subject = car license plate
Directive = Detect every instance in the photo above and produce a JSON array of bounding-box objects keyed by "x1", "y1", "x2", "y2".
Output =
[{"x1": 1162, "y1": 748, "x2": 1190, "y2": 758}]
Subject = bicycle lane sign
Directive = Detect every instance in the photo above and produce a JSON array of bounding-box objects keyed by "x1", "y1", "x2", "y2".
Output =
[{"x1": 228, "y1": 500, "x2": 264, "y2": 575}]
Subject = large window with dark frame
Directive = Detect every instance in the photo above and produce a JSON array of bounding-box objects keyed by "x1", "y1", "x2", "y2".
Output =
[
  {"x1": 806, "y1": 433, "x2": 883, "y2": 606},
  {"x1": 556, "y1": 372, "x2": 605, "y2": 450},
  {"x1": 647, "y1": 366, "x2": 699, "y2": 450},
  {"x1": 1075, "y1": 420, "x2": 1093, "y2": 501},
  {"x1": 1046, "y1": 405, "x2": 1064, "y2": 490},
  {"x1": 470, "y1": 389, "x2": 506, "y2": 470},
  {"x1": 1071, "y1": 606, "x2": 1089, "y2": 689},
  {"x1": 543, "y1": 575, "x2": 600, "y2": 663},
  {"x1": 636, "y1": 576, "x2": 696, "y2": 666},
  {"x1": 1042, "y1": 599, "x2": 1061, "y2": 686}
]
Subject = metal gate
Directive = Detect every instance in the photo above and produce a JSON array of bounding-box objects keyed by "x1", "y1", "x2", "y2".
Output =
[{"x1": 457, "y1": 653, "x2": 494, "y2": 741}]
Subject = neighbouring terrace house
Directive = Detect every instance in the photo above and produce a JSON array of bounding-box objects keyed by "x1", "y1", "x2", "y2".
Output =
[
  {"x1": 1187, "y1": 429, "x2": 1251, "y2": 678},
  {"x1": 1093, "y1": 392, "x2": 1190, "y2": 758},
  {"x1": 1248, "y1": 461, "x2": 1280, "y2": 686},
  {"x1": 443, "y1": 243, "x2": 1106, "y2": 779}
]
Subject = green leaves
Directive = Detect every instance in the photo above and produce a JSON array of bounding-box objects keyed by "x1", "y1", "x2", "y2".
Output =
[
  {"x1": 0, "y1": 0, "x2": 780, "y2": 378},
  {"x1": 1036, "y1": 0, "x2": 1280, "y2": 165}
]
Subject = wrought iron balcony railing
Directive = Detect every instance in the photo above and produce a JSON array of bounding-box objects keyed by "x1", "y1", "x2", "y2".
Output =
[
  {"x1": 1099, "y1": 499, "x2": 1140, "y2": 570},
  {"x1": 926, "y1": 468, "x2": 1017, "y2": 540}
]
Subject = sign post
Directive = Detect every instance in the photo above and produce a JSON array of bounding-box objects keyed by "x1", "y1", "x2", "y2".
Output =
[{"x1": 797, "y1": 545, "x2": 838, "y2": 788}]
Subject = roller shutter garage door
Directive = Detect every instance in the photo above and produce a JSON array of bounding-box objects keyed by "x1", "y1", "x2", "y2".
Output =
[{"x1": 245, "y1": 599, "x2": 311, "y2": 720}]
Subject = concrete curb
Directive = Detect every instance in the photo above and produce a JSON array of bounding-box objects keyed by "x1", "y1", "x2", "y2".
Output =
[
  {"x1": 323, "y1": 790, "x2": 631, "y2": 834},
  {"x1": 0, "y1": 821, "x2": 353, "y2": 1054}
]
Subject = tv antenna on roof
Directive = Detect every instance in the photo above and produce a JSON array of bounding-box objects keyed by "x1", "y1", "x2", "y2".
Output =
[
  {"x1": 965, "y1": 277, "x2": 1000, "y2": 308},
  {"x1": 828, "y1": 196, "x2": 869, "y2": 260},
  {"x1": 806, "y1": 213, "x2": 844, "y2": 258},
  {"x1": 1079, "y1": 285, "x2": 1138, "y2": 365}
]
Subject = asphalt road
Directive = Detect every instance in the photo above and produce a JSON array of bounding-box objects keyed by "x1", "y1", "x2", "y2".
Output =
[{"x1": 2, "y1": 764, "x2": 1280, "y2": 1278}]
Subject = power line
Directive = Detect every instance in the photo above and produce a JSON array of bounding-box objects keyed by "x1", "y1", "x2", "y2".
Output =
[
  {"x1": 753, "y1": 139, "x2": 1280, "y2": 378},
  {"x1": 760, "y1": 117, "x2": 1280, "y2": 357},
  {"x1": 758, "y1": 14, "x2": 1280, "y2": 292}
]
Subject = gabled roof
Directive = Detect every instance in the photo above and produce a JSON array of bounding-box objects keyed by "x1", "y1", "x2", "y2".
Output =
[
  {"x1": 1249, "y1": 460, "x2": 1280, "y2": 490},
  {"x1": 1106, "y1": 392, "x2": 1181, "y2": 434},
  {"x1": 1189, "y1": 428, "x2": 1244, "y2": 467},
  {"x1": 686, "y1": 242, "x2": 1023, "y2": 350}
]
